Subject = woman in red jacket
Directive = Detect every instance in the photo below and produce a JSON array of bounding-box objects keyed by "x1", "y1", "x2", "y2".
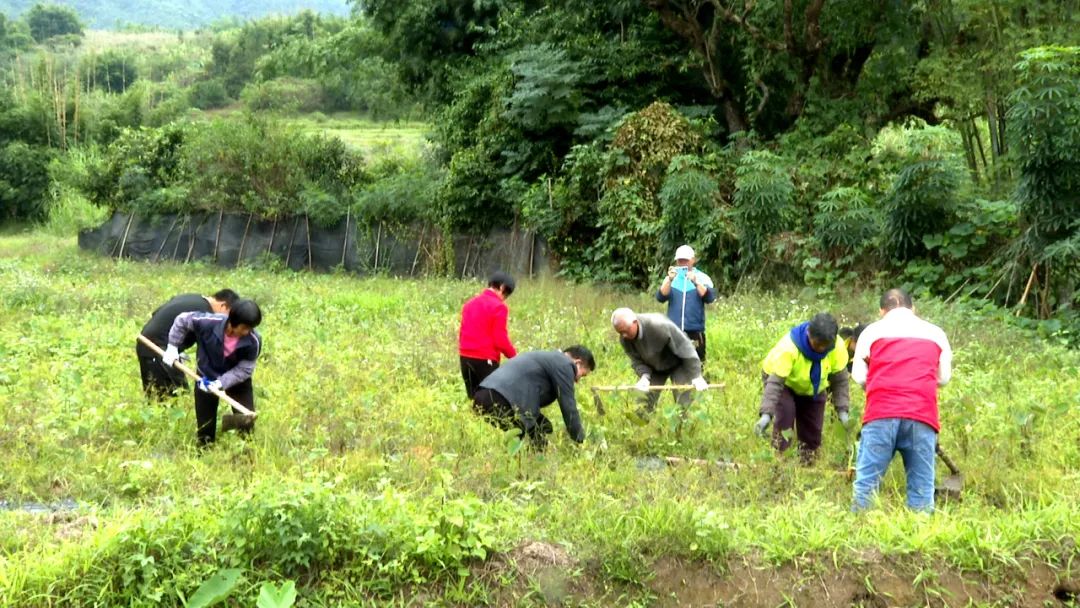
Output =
[{"x1": 458, "y1": 271, "x2": 517, "y2": 398}]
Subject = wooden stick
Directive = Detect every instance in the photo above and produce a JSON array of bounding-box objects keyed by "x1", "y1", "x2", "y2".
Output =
[
  {"x1": 136, "y1": 335, "x2": 256, "y2": 418},
  {"x1": 591, "y1": 383, "x2": 725, "y2": 392},
  {"x1": 1015, "y1": 263, "x2": 1038, "y2": 316},
  {"x1": 663, "y1": 456, "x2": 740, "y2": 470},
  {"x1": 117, "y1": 213, "x2": 134, "y2": 258}
]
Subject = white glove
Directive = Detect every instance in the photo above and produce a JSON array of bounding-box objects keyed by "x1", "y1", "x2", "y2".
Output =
[
  {"x1": 691, "y1": 377, "x2": 708, "y2": 391},
  {"x1": 634, "y1": 374, "x2": 651, "y2": 392},
  {"x1": 161, "y1": 344, "x2": 180, "y2": 367}
]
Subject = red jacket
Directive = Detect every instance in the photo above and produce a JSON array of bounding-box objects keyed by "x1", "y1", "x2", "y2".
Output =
[
  {"x1": 851, "y1": 308, "x2": 952, "y2": 431},
  {"x1": 459, "y1": 289, "x2": 517, "y2": 361}
]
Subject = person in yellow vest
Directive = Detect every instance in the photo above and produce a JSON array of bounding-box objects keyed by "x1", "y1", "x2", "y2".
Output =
[{"x1": 753, "y1": 312, "x2": 851, "y2": 463}]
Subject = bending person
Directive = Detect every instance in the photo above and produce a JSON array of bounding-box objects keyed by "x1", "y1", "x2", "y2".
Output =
[{"x1": 162, "y1": 299, "x2": 263, "y2": 445}]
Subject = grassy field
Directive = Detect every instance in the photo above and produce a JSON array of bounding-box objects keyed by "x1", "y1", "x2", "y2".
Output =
[
  {"x1": 0, "y1": 231, "x2": 1077, "y2": 606},
  {"x1": 287, "y1": 113, "x2": 430, "y2": 160}
]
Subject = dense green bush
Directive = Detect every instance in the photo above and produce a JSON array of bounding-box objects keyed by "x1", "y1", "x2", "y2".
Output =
[
  {"x1": 0, "y1": 141, "x2": 54, "y2": 222},
  {"x1": 82, "y1": 50, "x2": 139, "y2": 94},
  {"x1": 25, "y1": 3, "x2": 84, "y2": 42},
  {"x1": 187, "y1": 78, "x2": 230, "y2": 110},
  {"x1": 239, "y1": 77, "x2": 325, "y2": 114},
  {"x1": 732, "y1": 150, "x2": 793, "y2": 270}
]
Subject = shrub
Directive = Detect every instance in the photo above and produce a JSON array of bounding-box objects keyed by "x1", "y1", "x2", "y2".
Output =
[
  {"x1": 733, "y1": 149, "x2": 793, "y2": 269},
  {"x1": 188, "y1": 79, "x2": 231, "y2": 110},
  {"x1": 0, "y1": 142, "x2": 54, "y2": 222},
  {"x1": 239, "y1": 78, "x2": 325, "y2": 114}
]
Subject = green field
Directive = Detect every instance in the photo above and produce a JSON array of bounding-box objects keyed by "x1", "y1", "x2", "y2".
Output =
[
  {"x1": 0, "y1": 232, "x2": 1077, "y2": 606},
  {"x1": 287, "y1": 113, "x2": 430, "y2": 160}
]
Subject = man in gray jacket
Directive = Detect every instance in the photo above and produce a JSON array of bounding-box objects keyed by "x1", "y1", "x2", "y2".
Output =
[
  {"x1": 472, "y1": 346, "x2": 596, "y2": 449},
  {"x1": 612, "y1": 308, "x2": 708, "y2": 415}
]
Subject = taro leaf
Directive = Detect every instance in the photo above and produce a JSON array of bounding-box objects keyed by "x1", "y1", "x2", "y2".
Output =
[
  {"x1": 186, "y1": 569, "x2": 243, "y2": 608},
  {"x1": 504, "y1": 429, "x2": 525, "y2": 456},
  {"x1": 257, "y1": 580, "x2": 298, "y2": 608}
]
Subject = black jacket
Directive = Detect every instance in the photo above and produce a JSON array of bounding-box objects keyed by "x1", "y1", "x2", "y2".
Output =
[
  {"x1": 479, "y1": 351, "x2": 585, "y2": 442},
  {"x1": 136, "y1": 293, "x2": 210, "y2": 357}
]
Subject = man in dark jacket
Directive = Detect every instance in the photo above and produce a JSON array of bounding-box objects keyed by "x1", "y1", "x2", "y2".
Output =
[
  {"x1": 162, "y1": 299, "x2": 262, "y2": 445},
  {"x1": 472, "y1": 346, "x2": 595, "y2": 449},
  {"x1": 136, "y1": 289, "x2": 239, "y2": 399}
]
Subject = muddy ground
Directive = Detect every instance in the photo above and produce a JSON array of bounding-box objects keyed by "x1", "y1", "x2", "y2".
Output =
[{"x1": 492, "y1": 541, "x2": 1080, "y2": 607}]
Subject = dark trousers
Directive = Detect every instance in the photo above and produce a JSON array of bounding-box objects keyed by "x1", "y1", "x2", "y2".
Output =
[
  {"x1": 472, "y1": 388, "x2": 552, "y2": 449},
  {"x1": 684, "y1": 330, "x2": 707, "y2": 363},
  {"x1": 769, "y1": 381, "x2": 826, "y2": 462},
  {"x1": 460, "y1": 356, "x2": 499, "y2": 399},
  {"x1": 194, "y1": 378, "x2": 255, "y2": 445},
  {"x1": 138, "y1": 353, "x2": 187, "y2": 399}
]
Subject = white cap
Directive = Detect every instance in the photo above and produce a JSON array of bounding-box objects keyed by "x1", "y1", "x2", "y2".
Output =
[{"x1": 674, "y1": 245, "x2": 695, "y2": 260}]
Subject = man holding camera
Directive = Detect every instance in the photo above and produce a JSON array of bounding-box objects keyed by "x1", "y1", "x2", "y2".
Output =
[{"x1": 657, "y1": 245, "x2": 715, "y2": 364}]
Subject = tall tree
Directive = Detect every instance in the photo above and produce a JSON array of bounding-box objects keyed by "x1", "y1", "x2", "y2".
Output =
[{"x1": 25, "y1": 3, "x2": 83, "y2": 42}]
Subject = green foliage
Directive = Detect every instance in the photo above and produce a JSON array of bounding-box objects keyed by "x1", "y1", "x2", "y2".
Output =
[
  {"x1": 732, "y1": 149, "x2": 793, "y2": 269},
  {"x1": 657, "y1": 154, "x2": 731, "y2": 268},
  {"x1": 180, "y1": 117, "x2": 365, "y2": 221},
  {"x1": 83, "y1": 50, "x2": 140, "y2": 94},
  {"x1": 812, "y1": 186, "x2": 878, "y2": 258},
  {"x1": 436, "y1": 146, "x2": 507, "y2": 234},
  {"x1": 0, "y1": 141, "x2": 54, "y2": 222},
  {"x1": 186, "y1": 569, "x2": 243, "y2": 608},
  {"x1": 1008, "y1": 47, "x2": 1080, "y2": 252},
  {"x1": 502, "y1": 44, "x2": 583, "y2": 133},
  {"x1": 240, "y1": 77, "x2": 325, "y2": 114},
  {"x1": 25, "y1": 3, "x2": 83, "y2": 42},
  {"x1": 187, "y1": 79, "x2": 230, "y2": 110},
  {"x1": 256, "y1": 581, "x2": 297, "y2": 608},
  {"x1": 354, "y1": 157, "x2": 442, "y2": 226},
  {"x1": 882, "y1": 160, "x2": 961, "y2": 262}
]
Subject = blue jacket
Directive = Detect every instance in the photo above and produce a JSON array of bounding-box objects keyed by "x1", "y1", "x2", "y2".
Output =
[
  {"x1": 656, "y1": 269, "x2": 716, "y2": 332},
  {"x1": 168, "y1": 312, "x2": 262, "y2": 389}
]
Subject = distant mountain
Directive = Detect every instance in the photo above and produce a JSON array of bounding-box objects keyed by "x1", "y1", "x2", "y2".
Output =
[{"x1": 0, "y1": 0, "x2": 352, "y2": 30}]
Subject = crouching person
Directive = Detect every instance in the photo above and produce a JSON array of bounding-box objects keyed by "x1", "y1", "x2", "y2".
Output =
[
  {"x1": 162, "y1": 299, "x2": 263, "y2": 445},
  {"x1": 472, "y1": 346, "x2": 595, "y2": 450},
  {"x1": 754, "y1": 312, "x2": 851, "y2": 463}
]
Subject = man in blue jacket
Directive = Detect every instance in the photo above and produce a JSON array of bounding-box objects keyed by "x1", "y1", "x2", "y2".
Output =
[
  {"x1": 657, "y1": 245, "x2": 716, "y2": 364},
  {"x1": 162, "y1": 299, "x2": 263, "y2": 445}
]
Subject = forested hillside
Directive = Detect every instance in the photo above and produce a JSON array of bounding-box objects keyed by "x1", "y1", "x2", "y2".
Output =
[{"x1": 0, "y1": 0, "x2": 349, "y2": 29}]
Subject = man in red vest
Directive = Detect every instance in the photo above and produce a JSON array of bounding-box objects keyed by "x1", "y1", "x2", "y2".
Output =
[
  {"x1": 458, "y1": 271, "x2": 518, "y2": 398},
  {"x1": 851, "y1": 288, "x2": 952, "y2": 512}
]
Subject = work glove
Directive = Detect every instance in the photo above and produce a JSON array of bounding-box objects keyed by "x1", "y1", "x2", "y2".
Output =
[
  {"x1": 838, "y1": 410, "x2": 851, "y2": 429},
  {"x1": 634, "y1": 374, "x2": 651, "y2": 393},
  {"x1": 753, "y1": 413, "x2": 773, "y2": 438},
  {"x1": 197, "y1": 377, "x2": 223, "y2": 394},
  {"x1": 161, "y1": 344, "x2": 180, "y2": 367},
  {"x1": 691, "y1": 376, "x2": 708, "y2": 391}
]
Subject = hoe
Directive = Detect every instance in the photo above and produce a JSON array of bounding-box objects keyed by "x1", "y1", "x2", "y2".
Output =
[
  {"x1": 136, "y1": 334, "x2": 257, "y2": 431},
  {"x1": 590, "y1": 383, "x2": 725, "y2": 420}
]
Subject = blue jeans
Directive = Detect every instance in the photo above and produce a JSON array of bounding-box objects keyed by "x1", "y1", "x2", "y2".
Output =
[{"x1": 852, "y1": 418, "x2": 938, "y2": 512}]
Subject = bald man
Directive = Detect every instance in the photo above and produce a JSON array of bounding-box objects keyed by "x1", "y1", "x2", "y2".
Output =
[{"x1": 611, "y1": 307, "x2": 708, "y2": 416}]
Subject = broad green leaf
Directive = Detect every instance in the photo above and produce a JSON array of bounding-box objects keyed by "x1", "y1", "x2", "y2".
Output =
[
  {"x1": 257, "y1": 581, "x2": 298, "y2": 608},
  {"x1": 186, "y1": 569, "x2": 243, "y2": 608}
]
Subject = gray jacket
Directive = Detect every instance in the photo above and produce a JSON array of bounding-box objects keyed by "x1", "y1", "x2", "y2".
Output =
[
  {"x1": 620, "y1": 313, "x2": 702, "y2": 378},
  {"x1": 479, "y1": 351, "x2": 585, "y2": 442}
]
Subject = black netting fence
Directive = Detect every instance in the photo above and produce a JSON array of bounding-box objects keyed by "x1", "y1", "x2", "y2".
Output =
[{"x1": 78, "y1": 211, "x2": 555, "y2": 278}]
